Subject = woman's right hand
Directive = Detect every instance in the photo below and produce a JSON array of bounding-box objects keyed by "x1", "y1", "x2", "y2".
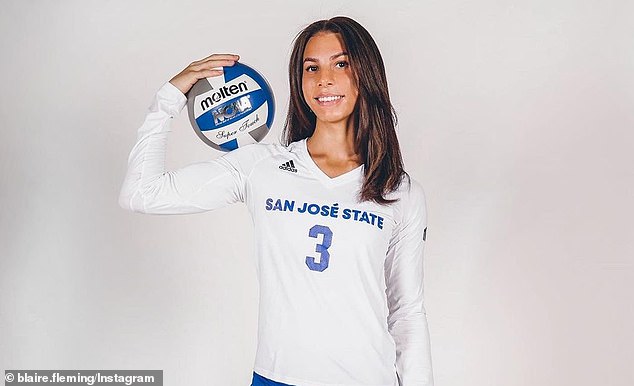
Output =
[{"x1": 169, "y1": 53, "x2": 240, "y2": 95}]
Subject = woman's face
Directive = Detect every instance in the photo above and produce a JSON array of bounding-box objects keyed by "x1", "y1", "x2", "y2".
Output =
[{"x1": 302, "y1": 32, "x2": 359, "y2": 127}]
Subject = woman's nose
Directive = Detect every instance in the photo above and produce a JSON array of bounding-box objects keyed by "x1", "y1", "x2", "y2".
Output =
[{"x1": 318, "y1": 68, "x2": 334, "y2": 87}]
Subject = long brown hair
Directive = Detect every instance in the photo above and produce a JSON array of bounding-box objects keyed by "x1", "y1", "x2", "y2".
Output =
[{"x1": 282, "y1": 16, "x2": 408, "y2": 204}]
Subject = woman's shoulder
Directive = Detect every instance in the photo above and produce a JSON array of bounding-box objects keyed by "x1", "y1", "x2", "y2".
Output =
[
  {"x1": 243, "y1": 138, "x2": 306, "y2": 159},
  {"x1": 215, "y1": 139, "x2": 302, "y2": 169},
  {"x1": 386, "y1": 173, "x2": 427, "y2": 202},
  {"x1": 382, "y1": 173, "x2": 428, "y2": 225}
]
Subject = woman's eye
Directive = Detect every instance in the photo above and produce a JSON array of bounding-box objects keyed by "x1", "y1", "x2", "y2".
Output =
[
  {"x1": 305, "y1": 65, "x2": 317, "y2": 72},
  {"x1": 336, "y1": 61, "x2": 349, "y2": 68}
]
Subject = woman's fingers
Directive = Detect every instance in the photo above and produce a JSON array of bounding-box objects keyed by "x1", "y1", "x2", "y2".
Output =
[
  {"x1": 169, "y1": 54, "x2": 240, "y2": 95},
  {"x1": 190, "y1": 59, "x2": 237, "y2": 71},
  {"x1": 192, "y1": 53, "x2": 240, "y2": 65}
]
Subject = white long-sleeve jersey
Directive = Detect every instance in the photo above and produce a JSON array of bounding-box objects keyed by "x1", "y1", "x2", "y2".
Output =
[{"x1": 118, "y1": 81, "x2": 434, "y2": 386}]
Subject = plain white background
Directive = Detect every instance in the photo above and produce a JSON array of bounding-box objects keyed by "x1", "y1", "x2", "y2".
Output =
[{"x1": 1, "y1": 0, "x2": 632, "y2": 385}]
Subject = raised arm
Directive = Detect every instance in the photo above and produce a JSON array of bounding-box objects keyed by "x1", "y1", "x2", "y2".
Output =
[
  {"x1": 384, "y1": 178, "x2": 434, "y2": 385},
  {"x1": 118, "y1": 54, "x2": 250, "y2": 215}
]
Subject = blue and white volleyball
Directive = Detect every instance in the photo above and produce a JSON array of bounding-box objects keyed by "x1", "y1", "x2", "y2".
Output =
[{"x1": 186, "y1": 62, "x2": 275, "y2": 151}]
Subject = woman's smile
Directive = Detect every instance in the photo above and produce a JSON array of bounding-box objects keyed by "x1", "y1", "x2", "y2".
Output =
[{"x1": 315, "y1": 94, "x2": 345, "y2": 105}]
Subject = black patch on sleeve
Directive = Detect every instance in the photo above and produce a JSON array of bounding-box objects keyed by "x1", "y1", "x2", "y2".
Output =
[{"x1": 423, "y1": 227, "x2": 427, "y2": 241}]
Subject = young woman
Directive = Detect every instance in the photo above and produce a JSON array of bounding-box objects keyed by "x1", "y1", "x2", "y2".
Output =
[{"x1": 119, "y1": 16, "x2": 433, "y2": 386}]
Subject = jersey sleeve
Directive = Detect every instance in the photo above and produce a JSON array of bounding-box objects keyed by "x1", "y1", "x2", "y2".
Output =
[
  {"x1": 384, "y1": 178, "x2": 434, "y2": 385},
  {"x1": 118, "y1": 81, "x2": 266, "y2": 215}
]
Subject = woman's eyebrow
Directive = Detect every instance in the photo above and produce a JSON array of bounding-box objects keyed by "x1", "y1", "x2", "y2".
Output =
[{"x1": 303, "y1": 51, "x2": 349, "y2": 63}]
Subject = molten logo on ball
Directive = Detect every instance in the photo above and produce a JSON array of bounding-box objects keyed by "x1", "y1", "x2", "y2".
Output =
[{"x1": 200, "y1": 81, "x2": 249, "y2": 111}]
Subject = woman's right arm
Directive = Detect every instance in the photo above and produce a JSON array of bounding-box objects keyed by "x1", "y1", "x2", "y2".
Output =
[{"x1": 118, "y1": 54, "x2": 244, "y2": 215}]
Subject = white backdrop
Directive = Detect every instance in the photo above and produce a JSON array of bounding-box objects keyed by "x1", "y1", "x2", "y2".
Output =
[{"x1": 1, "y1": 0, "x2": 632, "y2": 385}]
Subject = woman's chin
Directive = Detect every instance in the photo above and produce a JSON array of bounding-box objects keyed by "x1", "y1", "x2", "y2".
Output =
[{"x1": 314, "y1": 112, "x2": 353, "y2": 126}]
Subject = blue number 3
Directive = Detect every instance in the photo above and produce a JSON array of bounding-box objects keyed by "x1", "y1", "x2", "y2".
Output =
[{"x1": 306, "y1": 224, "x2": 333, "y2": 272}]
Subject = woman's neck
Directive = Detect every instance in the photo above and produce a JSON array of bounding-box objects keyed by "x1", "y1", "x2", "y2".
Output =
[{"x1": 307, "y1": 120, "x2": 360, "y2": 164}]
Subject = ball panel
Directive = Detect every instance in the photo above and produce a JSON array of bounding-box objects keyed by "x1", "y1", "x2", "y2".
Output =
[
  {"x1": 223, "y1": 62, "x2": 275, "y2": 132},
  {"x1": 248, "y1": 122, "x2": 270, "y2": 142},
  {"x1": 236, "y1": 133, "x2": 258, "y2": 147},
  {"x1": 219, "y1": 139, "x2": 238, "y2": 151}
]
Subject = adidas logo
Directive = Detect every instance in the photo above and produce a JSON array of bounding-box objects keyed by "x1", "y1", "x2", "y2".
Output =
[{"x1": 279, "y1": 160, "x2": 298, "y2": 173}]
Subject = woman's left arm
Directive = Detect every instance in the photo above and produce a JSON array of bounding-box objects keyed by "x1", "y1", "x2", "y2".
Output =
[{"x1": 384, "y1": 178, "x2": 434, "y2": 386}]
